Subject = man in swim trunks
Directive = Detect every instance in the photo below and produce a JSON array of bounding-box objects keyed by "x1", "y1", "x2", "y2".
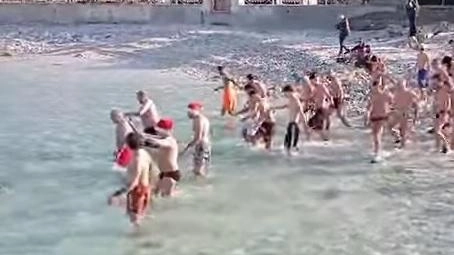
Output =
[
  {"x1": 365, "y1": 80, "x2": 393, "y2": 160},
  {"x1": 327, "y1": 72, "x2": 351, "y2": 128},
  {"x1": 110, "y1": 109, "x2": 133, "y2": 156},
  {"x1": 181, "y1": 102, "x2": 211, "y2": 177},
  {"x1": 388, "y1": 79, "x2": 419, "y2": 148},
  {"x1": 416, "y1": 46, "x2": 430, "y2": 94},
  {"x1": 273, "y1": 85, "x2": 307, "y2": 155},
  {"x1": 142, "y1": 118, "x2": 181, "y2": 196},
  {"x1": 254, "y1": 95, "x2": 276, "y2": 150},
  {"x1": 235, "y1": 89, "x2": 262, "y2": 145},
  {"x1": 431, "y1": 74, "x2": 452, "y2": 153},
  {"x1": 308, "y1": 72, "x2": 333, "y2": 141},
  {"x1": 126, "y1": 90, "x2": 160, "y2": 134},
  {"x1": 108, "y1": 133, "x2": 153, "y2": 227}
]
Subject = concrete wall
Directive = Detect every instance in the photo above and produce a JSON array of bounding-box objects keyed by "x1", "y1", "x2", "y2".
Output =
[{"x1": 0, "y1": 3, "x2": 397, "y2": 30}]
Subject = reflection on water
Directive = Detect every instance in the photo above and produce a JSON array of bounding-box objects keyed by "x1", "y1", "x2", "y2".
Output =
[{"x1": 1, "y1": 57, "x2": 454, "y2": 255}]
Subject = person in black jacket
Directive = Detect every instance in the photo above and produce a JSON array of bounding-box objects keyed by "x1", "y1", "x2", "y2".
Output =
[
  {"x1": 336, "y1": 15, "x2": 350, "y2": 56},
  {"x1": 406, "y1": 0, "x2": 419, "y2": 38}
]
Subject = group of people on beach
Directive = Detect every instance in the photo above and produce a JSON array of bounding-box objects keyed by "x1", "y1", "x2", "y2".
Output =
[{"x1": 105, "y1": 31, "x2": 454, "y2": 227}]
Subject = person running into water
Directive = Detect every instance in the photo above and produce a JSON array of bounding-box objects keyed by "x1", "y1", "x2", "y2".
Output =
[
  {"x1": 126, "y1": 90, "x2": 160, "y2": 134},
  {"x1": 307, "y1": 72, "x2": 333, "y2": 141},
  {"x1": 214, "y1": 66, "x2": 238, "y2": 116},
  {"x1": 108, "y1": 133, "x2": 154, "y2": 228},
  {"x1": 235, "y1": 88, "x2": 263, "y2": 145},
  {"x1": 181, "y1": 102, "x2": 212, "y2": 177},
  {"x1": 273, "y1": 85, "x2": 307, "y2": 155},
  {"x1": 142, "y1": 118, "x2": 181, "y2": 196},
  {"x1": 365, "y1": 79, "x2": 393, "y2": 162},
  {"x1": 327, "y1": 72, "x2": 351, "y2": 127},
  {"x1": 255, "y1": 95, "x2": 276, "y2": 150},
  {"x1": 431, "y1": 74, "x2": 452, "y2": 153},
  {"x1": 388, "y1": 79, "x2": 419, "y2": 148}
]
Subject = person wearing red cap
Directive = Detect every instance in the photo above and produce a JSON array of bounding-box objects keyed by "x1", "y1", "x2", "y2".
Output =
[
  {"x1": 108, "y1": 133, "x2": 154, "y2": 228},
  {"x1": 125, "y1": 90, "x2": 161, "y2": 135},
  {"x1": 181, "y1": 102, "x2": 211, "y2": 176},
  {"x1": 142, "y1": 118, "x2": 181, "y2": 197}
]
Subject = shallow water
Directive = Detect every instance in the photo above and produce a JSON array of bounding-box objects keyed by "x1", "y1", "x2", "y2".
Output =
[{"x1": 1, "y1": 27, "x2": 454, "y2": 255}]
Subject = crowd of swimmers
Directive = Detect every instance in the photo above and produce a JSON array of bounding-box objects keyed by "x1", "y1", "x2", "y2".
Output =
[{"x1": 106, "y1": 39, "x2": 454, "y2": 228}]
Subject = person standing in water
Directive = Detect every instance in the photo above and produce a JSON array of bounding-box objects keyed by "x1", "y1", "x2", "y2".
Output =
[
  {"x1": 365, "y1": 80, "x2": 393, "y2": 162},
  {"x1": 108, "y1": 133, "x2": 153, "y2": 228},
  {"x1": 181, "y1": 102, "x2": 212, "y2": 177},
  {"x1": 273, "y1": 85, "x2": 307, "y2": 155},
  {"x1": 142, "y1": 118, "x2": 181, "y2": 196},
  {"x1": 336, "y1": 14, "x2": 350, "y2": 56},
  {"x1": 126, "y1": 90, "x2": 160, "y2": 134},
  {"x1": 110, "y1": 109, "x2": 133, "y2": 155},
  {"x1": 214, "y1": 66, "x2": 238, "y2": 116}
]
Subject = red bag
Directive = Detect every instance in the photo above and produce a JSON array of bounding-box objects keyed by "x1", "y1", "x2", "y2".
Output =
[{"x1": 116, "y1": 146, "x2": 133, "y2": 167}]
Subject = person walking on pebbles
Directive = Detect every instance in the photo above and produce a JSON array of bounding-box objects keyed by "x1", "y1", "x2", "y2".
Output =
[{"x1": 336, "y1": 14, "x2": 350, "y2": 57}]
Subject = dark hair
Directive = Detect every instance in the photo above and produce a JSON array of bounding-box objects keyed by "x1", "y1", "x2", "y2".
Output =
[
  {"x1": 282, "y1": 85, "x2": 294, "y2": 92},
  {"x1": 449, "y1": 39, "x2": 454, "y2": 44},
  {"x1": 371, "y1": 55, "x2": 378, "y2": 62},
  {"x1": 372, "y1": 81, "x2": 379, "y2": 87},
  {"x1": 246, "y1": 74, "x2": 255, "y2": 80},
  {"x1": 308, "y1": 72, "x2": 317, "y2": 80},
  {"x1": 217, "y1": 66, "x2": 224, "y2": 71},
  {"x1": 126, "y1": 133, "x2": 142, "y2": 150},
  {"x1": 442, "y1": 56, "x2": 452, "y2": 69}
]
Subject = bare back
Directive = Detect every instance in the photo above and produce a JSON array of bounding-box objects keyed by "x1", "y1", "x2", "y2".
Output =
[
  {"x1": 193, "y1": 115, "x2": 211, "y2": 145},
  {"x1": 156, "y1": 136, "x2": 179, "y2": 172},
  {"x1": 369, "y1": 90, "x2": 393, "y2": 118},
  {"x1": 127, "y1": 149, "x2": 151, "y2": 187},
  {"x1": 288, "y1": 93, "x2": 304, "y2": 123},
  {"x1": 417, "y1": 52, "x2": 430, "y2": 70}
]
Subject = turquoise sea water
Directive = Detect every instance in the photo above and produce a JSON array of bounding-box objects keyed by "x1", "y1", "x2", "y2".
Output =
[{"x1": 1, "y1": 29, "x2": 454, "y2": 255}]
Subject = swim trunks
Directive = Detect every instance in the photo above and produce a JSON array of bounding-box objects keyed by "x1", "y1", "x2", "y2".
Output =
[
  {"x1": 144, "y1": 126, "x2": 157, "y2": 135},
  {"x1": 308, "y1": 108, "x2": 328, "y2": 130},
  {"x1": 126, "y1": 184, "x2": 150, "y2": 216},
  {"x1": 417, "y1": 69, "x2": 429, "y2": 88},
  {"x1": 370, "y1": 116, "x2": 388, "y2": 122},
  {"x1": 243, "y1": 120, "x2": 262, "y2": 137},
  {"x1": 193, "y1": 142, "x2": 211, "y2": 169},
  {"x1": 284, "y1": 121, "x2": 299, "y2": 150},
  {"x1": 159, "y1": 170, "x2": 181, "y2": 182},
  {"x1": 222, "y1": 81, "x2": 237, "y2": 116},
  {"x1": 258, "y1": 121, "x2": 275, "y2": 143}
]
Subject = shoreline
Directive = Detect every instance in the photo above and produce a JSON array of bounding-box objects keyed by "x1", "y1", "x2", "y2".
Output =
[{"x1": 1, "y1": 24, "x2": 453, "y2": 117}]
